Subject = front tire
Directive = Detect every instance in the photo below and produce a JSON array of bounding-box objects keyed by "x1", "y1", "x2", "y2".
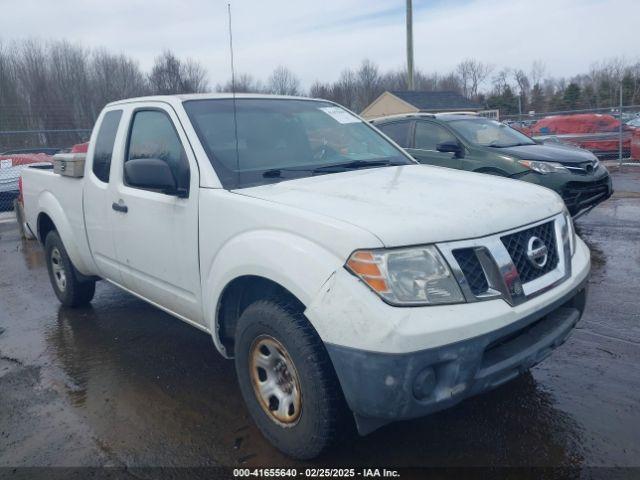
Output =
[
  {"x1": 234, "y1": 300, "x2": 346, "y2": 459},
  {"x1": 45, "y1": 231, "x2": 95, "y2": 307}
]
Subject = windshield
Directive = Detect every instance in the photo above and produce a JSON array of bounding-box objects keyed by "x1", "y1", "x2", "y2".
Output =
[
  {"x1": 450, "y1": 118, "x2": 536, "y2": 147},
  {"x1": 183, "y1": 98, "x2": 412, "y2": 188}
]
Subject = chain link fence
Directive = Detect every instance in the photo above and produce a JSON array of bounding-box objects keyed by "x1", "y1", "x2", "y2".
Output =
[
  {"x1": 0, "y1": 129, "x2": 91, "y2": 212},
  {"x1": 502, "y1": 105, "x2": 640, "y2": 165}
]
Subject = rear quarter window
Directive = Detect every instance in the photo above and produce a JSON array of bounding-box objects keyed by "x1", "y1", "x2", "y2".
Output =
[
  {"x1": 92, "y1": 110, "x2": 123, "y2": 183},
  {"x1": 377, "y1": 121, "x2": 412, "y2": 148}
]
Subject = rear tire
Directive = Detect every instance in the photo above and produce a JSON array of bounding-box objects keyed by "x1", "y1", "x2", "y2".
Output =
[
  {"x1": 45, "y1": 231, "x2": 95, "y2": 307},
  {"x1": 234, "y1": 300, "x2": 346, "y2": 460}
]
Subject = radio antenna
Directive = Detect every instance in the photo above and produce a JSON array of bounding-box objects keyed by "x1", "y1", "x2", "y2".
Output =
[{"x1": 227, "y1": 2, "x2": 240, "y2": 182}]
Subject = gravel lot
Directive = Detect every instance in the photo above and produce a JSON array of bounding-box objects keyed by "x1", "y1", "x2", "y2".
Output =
[{"x1": 0, "y1": 168, "x2": 639, "y2": 472}]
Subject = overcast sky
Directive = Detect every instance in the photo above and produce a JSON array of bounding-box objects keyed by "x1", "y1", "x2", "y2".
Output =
[{"x1": 2, "y1": 0, "x2": 638, "y2": 88}]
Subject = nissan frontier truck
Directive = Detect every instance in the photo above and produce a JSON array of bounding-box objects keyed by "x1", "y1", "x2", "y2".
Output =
[{"x1": 21, "y1": 94, "x2": 590, "y2": 459}]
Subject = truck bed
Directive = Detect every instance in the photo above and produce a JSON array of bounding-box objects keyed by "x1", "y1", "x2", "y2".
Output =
[{"x1": 21, "y1": 165, "x2": 96, "y2": 276}]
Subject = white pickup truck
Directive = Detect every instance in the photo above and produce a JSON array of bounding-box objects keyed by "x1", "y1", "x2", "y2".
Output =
[{"x1": 22, "y1": 94, "x2": 590, "y2": 459}]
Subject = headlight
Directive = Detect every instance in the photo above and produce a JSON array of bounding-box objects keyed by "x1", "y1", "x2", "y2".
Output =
[
  {"x1": 563, "y1": 210, "x2": 576, "y2": 256},
  {"x1": 518, "y1": 160, "x2": 569, "y2": 174},
  {"x1": 345, "y1": 246, "x2": 464, "y2": 306}
]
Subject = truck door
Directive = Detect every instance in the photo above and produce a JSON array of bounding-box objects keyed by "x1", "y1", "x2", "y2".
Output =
[
  {"x1": 407, "y1": 121, "x2": 463, "y2": 170},
  {"x1": 84, "y1": 108, "x2": 125, "y2": 283},
  {"x1": 110, "y1": 104, "x2": 203, "y2": 325}
]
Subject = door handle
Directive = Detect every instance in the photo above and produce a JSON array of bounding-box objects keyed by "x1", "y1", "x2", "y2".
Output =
[{"x1": 112, "y1": 202, "x2": 128, "y2": 213}]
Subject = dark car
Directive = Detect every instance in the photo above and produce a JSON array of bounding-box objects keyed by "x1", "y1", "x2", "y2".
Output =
[{"x1": 371, "y1": 113, "x2": 613, "y2": 217}]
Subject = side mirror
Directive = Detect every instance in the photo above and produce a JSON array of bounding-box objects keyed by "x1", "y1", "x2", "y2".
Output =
[
  {"x1": 124, "y1": 158, "x2": 186, "y2": 196},
  {"x1": 436, "y1": 140, "x2": 463, "y2": 155}
]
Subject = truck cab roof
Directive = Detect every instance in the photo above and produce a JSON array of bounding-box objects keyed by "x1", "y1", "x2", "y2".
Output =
[
  {"x1": 106, "y1": 93, "x2": 324, "y2": 108},
  {"x1": 370, "y1": 112, "x2": 482, "y2": 123}
]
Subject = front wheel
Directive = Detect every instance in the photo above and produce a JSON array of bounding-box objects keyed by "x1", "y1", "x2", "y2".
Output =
[
  {"x1": 234, "y1": 300, "x2": 346, "y2": 459},
  {"x1": 45, "y1": 231, "x2": 95, "y2": 307}
]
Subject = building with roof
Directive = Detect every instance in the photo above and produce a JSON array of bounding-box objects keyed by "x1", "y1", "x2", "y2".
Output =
[{"x1": 360, "y1": 90, "x2": 484, "y2": 119}]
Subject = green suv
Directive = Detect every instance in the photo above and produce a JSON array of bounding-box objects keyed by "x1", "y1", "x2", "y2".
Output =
[{"x1": 371, "y1": 114, "x2": 613, "y2": 217}]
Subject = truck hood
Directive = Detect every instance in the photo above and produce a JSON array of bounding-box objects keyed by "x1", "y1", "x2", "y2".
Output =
[
  {"x1": 235, "y1": 165, "x2": 565, "y2": 247},
  {"x1": 492, "y1": 142, "x2": 597, "y2": 165}
]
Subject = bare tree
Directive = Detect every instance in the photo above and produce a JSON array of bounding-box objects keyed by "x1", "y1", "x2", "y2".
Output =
[
  {"x1": 0, "y1": 41, "x2": 26, "y2": 131},
  {"x1": 456, "y1": 59, "x2": 493, "y2": 99},
  {"x1": 91, "y1": 49, "x2": 149, "y2": 112},
  {"x1": 309, "y1": 81, "x2": 332, "y2": 99},
  {"x1": 182, "y1": 59, "x2": 208, "y2": 93},
  {"x1": 216, "y1": 73, "x2": 264, "y2": 93},
  {"x1": 513, "y1": 69, "x2": 530, "y2": 110},
  {"x1": 148, "y1": 51, "x2": 182, "y2": 94},
  {"x1": 16, "y1": 40, "x2": 60, "y2": 130},
  {"x1": 148, "y1": 50, "x2": 208, "y2": 95},
  {"x1": 629, "y1": 61, "x2": 640, "y2": 105},
  {"x1": 4, "y1": 35, "x2": 640, "y2": 151},
  {"x1": 1, "y1": 41, "x2": 211, "y2": 150},
  {"x1": 48, "y1": 41, "x2": 92, "y2": 127},
  {"x1": 437, "y1": 72, "x2": 463, "y2": 93},
  {"x1": 530, "y1": 60, "x2": 546, "y2": 87},
  {"x1": 415, "y1": 71, "x2": 440, "y2": 91},
  {"x1": 266, "y1": 66, "x2": 300, "y2": 95},
  {"x1": 355, "y1": 59, "x2": 383, "y2": 112},
  {"x1": 491, "y1": 68, "x2": 513, "y2": 95},
  {"x1": 332, "y1": 69, "x2": 358, "y2": 110}
]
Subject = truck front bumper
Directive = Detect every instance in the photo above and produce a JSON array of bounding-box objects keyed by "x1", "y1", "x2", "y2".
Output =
[
  {"x1": 516, "y1": 168, "x2": 613, "y2": 217},
  {"x1": 306, "y1": 238, "x2": 591, "y2": 435},
  {"x1": 325, "y1": 280, "x2": 586, "y2": 434}
]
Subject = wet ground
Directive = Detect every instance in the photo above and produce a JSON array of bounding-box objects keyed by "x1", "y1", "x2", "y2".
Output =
[{"x1": 0, "y1": 169, "x2": 639, "y2": 470}]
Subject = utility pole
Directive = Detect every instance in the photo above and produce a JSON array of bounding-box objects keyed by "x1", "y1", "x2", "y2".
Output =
[
  {"x1": 518, "y1": 94, "x2": 522, "y2": 121},
  {"x1": 619, "y1": 81, "x2": 624, "y2": 168},
  {"x1": 406, "y1": 0, "x2": 414, "y2": 91}
]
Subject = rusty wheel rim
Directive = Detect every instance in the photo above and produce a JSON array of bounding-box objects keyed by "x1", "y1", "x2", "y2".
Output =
[{"x1": 249, "y1": 335, "x2": 302, "y2": 425}]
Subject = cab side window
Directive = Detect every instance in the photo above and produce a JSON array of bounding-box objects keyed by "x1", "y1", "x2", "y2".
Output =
[
  {"x1": 125, "y1": 110, "x2": 190, "y2": 191},
  {"x1": 378, "y1": 121, "x2": 412, "y2": 148},
  {"x1": 414, "y1": 122, "x2": 457, "y2": 151},
  {"x1": 92, "y1": 110, "x2": 123, "y2": 183}
]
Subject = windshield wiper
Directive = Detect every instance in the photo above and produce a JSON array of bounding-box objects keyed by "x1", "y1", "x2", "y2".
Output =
[
  {"x1": 488, "y1": 141, "x2": 534, "y2": 148},
  {"x1": 262, "y1": 167, "x2": 316, "y2": 178},
  {"x1": 311, "y1": 159, "x2": 404, "y2": 173},
  {"x1": 262, "y1": 159, "x2": 407, "y2": 179}
]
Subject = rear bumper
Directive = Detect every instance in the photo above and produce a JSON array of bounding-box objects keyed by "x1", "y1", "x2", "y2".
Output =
[{"x1": 325, "y1": 279, "x2": 587, "y2": 435}]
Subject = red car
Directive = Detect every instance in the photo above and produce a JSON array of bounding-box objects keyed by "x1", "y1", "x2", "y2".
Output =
[{"x1": 530, "y1": 114, "x2": 632, "y2": 159}]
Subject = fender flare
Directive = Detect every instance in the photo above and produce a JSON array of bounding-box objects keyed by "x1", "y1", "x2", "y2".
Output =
[
  {"x1": 203, "y1": 229, "x2": 344, "y2": 353},
  {"x1": 36, "y1": 190, "x2": 94, "y2": 275}
]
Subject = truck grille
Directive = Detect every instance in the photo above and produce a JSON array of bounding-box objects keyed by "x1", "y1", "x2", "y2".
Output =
[
  {"x1": 452, "y1": 249, "x2": 488, "y2": 295},
  {"x1": 501, "y1": 221, "x2": 558, "y2": 283},
  {"x1": 438, "y1": 213, "x2": 570, "y2": 306}
]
